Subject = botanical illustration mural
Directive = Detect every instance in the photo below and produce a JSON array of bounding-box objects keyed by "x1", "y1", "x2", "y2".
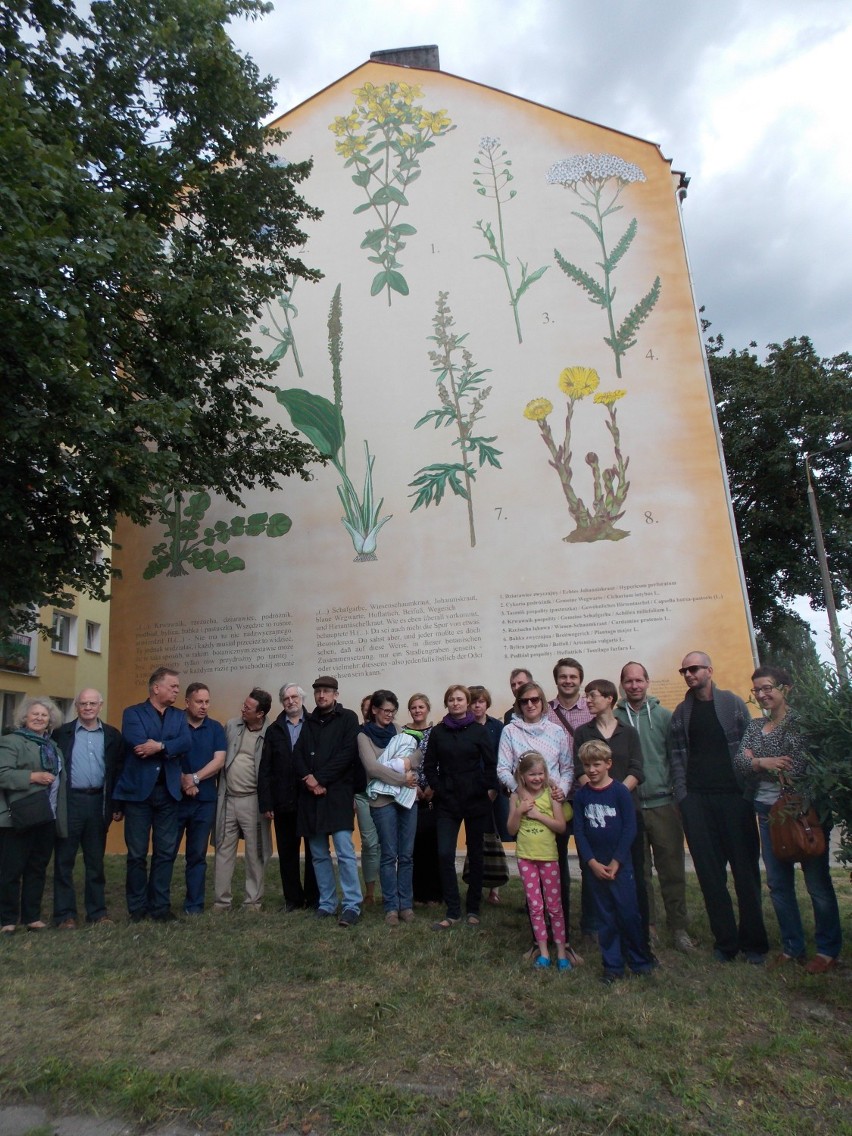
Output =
[
  {"x1": 409, "y1": 292, "x2": 501, "y2": 548},
  {"x1": 275, "y1": 285, "x2": 392, "y2": 562},
  {"x1": 548, "y1": 153, "x2": 661, "y2": 379},
  {"x1": 472, "y1": 136, "x2": 548, "y2": 343},
  {"x1": 144, "y1": 487, "x2": 292, "y2": 578},
  {"x1": 330, "y1": 80, "x2": 455, "y2": 305},
  {"x1": 111, "y1": 60, "x2": 754, "y2": 721},
  {"x1": 524, "y1": 368, "x2": 630, "y2": 543}
]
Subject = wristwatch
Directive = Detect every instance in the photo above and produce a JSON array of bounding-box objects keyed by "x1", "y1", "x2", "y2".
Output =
[{"x1": 192, "y1": 774, "x2": 200, "y2": 786}]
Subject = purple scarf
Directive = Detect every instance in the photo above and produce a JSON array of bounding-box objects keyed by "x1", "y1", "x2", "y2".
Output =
[{"x1": 441, "y1": 711, "x2": 476, "y2": 730}]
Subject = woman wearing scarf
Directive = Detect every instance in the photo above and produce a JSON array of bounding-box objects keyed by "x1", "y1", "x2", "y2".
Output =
[
  {"x1": 424, "y1": 685, "x2": 498, "y2": 930},
  {"x1": 0, "y1": 697, "x2": 67, "y2": 932},
  {"x1": 358, "y1": 690, "x2": 420, "y2": 926}
]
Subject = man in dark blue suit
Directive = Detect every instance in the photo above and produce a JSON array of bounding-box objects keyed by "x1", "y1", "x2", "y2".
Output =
[
  {"x1": 114, "y1": 666, "x2": 191, "y2": 922},
  {"x1": 52, "y1": 688, "x2": 123, "y2": 928}
]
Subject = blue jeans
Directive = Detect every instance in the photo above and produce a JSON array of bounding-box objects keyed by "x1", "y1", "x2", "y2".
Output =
[
  {"x1": 308, "y1": 829, "x2": 363, "y2": 915},
  {"x1": 755, "y1": 802, "x2": 842, "y2": 959},
  {"x1": 122, "y1": 785, "x2": 180, "y2": 917},
  {"x1": 370, "y1": 802, "x2": 417, "y2": 913},
  {"x1": 175, "y1": 799, "x2": 216, "y2": 913}
]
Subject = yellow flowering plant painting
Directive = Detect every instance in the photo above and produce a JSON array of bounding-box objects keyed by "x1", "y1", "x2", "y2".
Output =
[
  {"x1": 330, "y1": 82, "x2": 455, "y2": 306},
  {"x1": 524, "y1": 366, "x2": 631, "y2": 542}
]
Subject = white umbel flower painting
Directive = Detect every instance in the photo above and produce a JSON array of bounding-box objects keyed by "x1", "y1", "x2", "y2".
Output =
[{"x1": 546, "y1": 153, "x2": 647, "y2": 186}]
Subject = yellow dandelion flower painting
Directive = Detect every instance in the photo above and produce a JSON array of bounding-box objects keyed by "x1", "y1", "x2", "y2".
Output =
[
  {"x1": 524, "y1": 398, "x2": 554, "y2": 422},
  {"x1": 558, "y1": 366, "x2": 600, "y2": 399}
]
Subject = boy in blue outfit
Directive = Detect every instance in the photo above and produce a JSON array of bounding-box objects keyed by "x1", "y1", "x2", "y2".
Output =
[{"x1": 574, "y1": 740, "x2": 656, "y2": 983}]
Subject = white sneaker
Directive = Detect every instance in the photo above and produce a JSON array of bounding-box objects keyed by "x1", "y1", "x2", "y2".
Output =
[{"x1": 674, "y1": 930, "x2": 697, "y2": 953}]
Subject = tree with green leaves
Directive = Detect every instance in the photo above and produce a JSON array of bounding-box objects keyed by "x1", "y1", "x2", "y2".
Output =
[
  {"x1": 708, "y1": 334, "x2": 852, "y2": 655},
  {"x1": 0, "y1": 0, "x2": 322, "y2": 638}
]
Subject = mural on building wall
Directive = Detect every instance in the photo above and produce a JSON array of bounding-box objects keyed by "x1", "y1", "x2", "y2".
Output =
[
  {"x1": 110, "y1": 61, "x2": 755, "y2": 722},
  {"x1": 547, "y1": 153, "x2": 661, "y2": 379},
  {"x1": 275, "y1": 284, "x2": 392, "y2": 562},
  {"x1": 524, "y1": 368, "x2": 630, "y2": 543},
  {"x1": 143, "y1": 487, "x2": 292, "y2": 579},
  {"x1": 472, "y1": 136, "x2": 548, "y2": 343},
  {"x1": 261, "y1": 275, "x2": 304, "y2": 378},
  {"x1": 408, "y1": 291, "x2": 501, "y2": 548},
  {"x1": 331, "y1": 81, "x2": 455, "y2": 305}
]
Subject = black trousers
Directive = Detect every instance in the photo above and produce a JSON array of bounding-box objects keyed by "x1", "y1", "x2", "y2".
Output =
[
  {"x1": 680, "y1": 791, "x2": 768, "y2": 958},
  {"x1": 0, "y1": 821, "x2": 55, "y2": 925},
  {"x1": 273, "y1": 808, "x2": 318, "y2": 908}
]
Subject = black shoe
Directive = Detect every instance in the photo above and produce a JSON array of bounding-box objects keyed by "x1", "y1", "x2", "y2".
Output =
[
  {"x1": 338, "y1": 908, "x2": 360, "y2": 928},
  {"x1": 150, "y1": 910, "x2": 177, "y2": 922},
  {"x1": 129, "y1": 911, "x2": 148, "y2": 923},
  {"x1": 315, "y1": 909, "x2": 336, "y2": 919},
  {"x1": 282, "y1": 903, "x2": 299, "y2": 913}
]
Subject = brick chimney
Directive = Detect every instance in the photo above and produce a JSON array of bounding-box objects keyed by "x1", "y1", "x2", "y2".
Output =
[{"x1": 370, "y1": 45, "x2": 440, "y2": 70}]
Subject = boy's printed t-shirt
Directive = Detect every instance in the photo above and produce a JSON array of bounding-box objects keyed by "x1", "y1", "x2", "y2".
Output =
[{"x1": 574, "y1": 779, "x2": 636, "y2": 867}]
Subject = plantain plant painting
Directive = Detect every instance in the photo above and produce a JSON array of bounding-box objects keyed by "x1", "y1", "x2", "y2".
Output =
[
  {"x1": 524, "y1": 366, "x2": 630, "y2": 543},
  {"x1": 547, "y1": 153, "x2": 661, "y2": 378},
  {"x1": 409, "y1": 292, "x2": 501, "y2": 548},
  {"x1": 275, "y1": 284, "x2": 392, "y2": 562},
  {"x1": 144, "y1": 487, "x2": 292, "y2": 578},
  {"x1": 260, "y1": 274, "x2": 304, "y2": 378},
  {"x1": 473, "y1": 136, "x2": 548, "y2": 343},
  {"x1": 330, "y1": 81, "x2": 455, "y2": 306}
]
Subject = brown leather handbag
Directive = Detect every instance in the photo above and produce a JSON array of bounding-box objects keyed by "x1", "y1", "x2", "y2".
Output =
[{"x1": 768, "y1": 787, "x2": 826, "y2": 863}]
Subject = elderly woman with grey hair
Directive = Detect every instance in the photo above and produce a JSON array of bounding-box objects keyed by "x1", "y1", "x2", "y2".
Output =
[{"x1": 0, "y1": 696, "x2": 68, "y2": 932}]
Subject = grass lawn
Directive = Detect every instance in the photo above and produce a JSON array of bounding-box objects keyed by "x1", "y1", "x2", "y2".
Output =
[{"x1": 0, "y1": 856, "x2": 849, "y2": 1136}]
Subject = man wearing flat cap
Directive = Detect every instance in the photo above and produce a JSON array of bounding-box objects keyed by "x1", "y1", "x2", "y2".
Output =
[{"x1": 296, "y1": 677, "x2": 362, "y2": 927}]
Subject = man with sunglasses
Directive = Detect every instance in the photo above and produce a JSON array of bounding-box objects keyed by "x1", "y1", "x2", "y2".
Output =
[{"x1": 669, "y1": 652, "x2": 768, "y2": 964}]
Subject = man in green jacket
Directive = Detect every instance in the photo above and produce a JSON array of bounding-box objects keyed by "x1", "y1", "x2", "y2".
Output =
[{"x1": 616, "y1": 661, "x2": 694, "y2": 953}]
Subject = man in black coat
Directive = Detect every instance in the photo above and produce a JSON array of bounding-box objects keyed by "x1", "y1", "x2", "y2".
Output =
[
  {"x1": 296, "y1": 676, "x2": 361, "y2": 927},
  {"x1": 52, "y1": 688, "x2": 123, "y2": 927},
  {"x1": 258, "y1": 682, "x2": 318, "y2": 911}
]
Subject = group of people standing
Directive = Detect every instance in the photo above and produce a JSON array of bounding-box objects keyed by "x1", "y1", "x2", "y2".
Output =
[{"x1": 0, "y1": 651, "x2": 841, "y2": 981}]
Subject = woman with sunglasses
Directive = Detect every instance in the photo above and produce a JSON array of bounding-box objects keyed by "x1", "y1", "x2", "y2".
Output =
[
  {"x1": 735, "y1": 666, "x2": 841, "y2": 974},
  {"x1": 0, "y1": 697, "x2": 67, "y2": 932}
]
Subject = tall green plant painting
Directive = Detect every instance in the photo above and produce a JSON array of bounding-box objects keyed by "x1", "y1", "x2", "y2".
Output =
[
  {"x1": 548, "y1": 153, "x2": 661, "y2": 378},
  {"x1": 276, "y1": 285, "x2": 392, "y2": 562},
  {"x1": 330, "y1": 81, "x2": 455, "y2": 306},
  {"x1": 409, "y1": 292, "x2": 501, "y2": 548}
]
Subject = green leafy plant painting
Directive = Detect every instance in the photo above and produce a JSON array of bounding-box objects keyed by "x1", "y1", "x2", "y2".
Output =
[
  {"x1": 330, "y1": 81, "x2": 455, "y2": 306},
  {"x1": 473, "y1": 136, "x2": 548, "y2": 343},
  {"x1": 276, "y1": 284, "x2": 391, "y2": 562},
  {"x1": 409, "y1": 292, "x2": 501, "y2": 548},
  {"x1": 144, "y1": 488, "x2": 292, "y2": 578},
  {"x1": 547, "y1": 154, "x2": 661, "y2": 378},
  {"x1": 524, "y1": 366, "x2": 630, "y2": 543},
  {"x1": 260, "y1": 275, "x2": 303, "y2": 378}
]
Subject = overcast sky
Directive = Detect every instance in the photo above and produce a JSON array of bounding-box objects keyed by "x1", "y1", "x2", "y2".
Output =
[{"x1": 230, "y1": 0, "x2": 851, "y2": 362}]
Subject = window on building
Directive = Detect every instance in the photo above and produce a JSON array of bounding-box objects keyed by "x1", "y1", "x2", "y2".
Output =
[
  {"x1": 51, "y1": 696, "x2": 74, "y2": 722},
  {"x1": 85, "y1": 621, "x2": 102, "y2": 653},
  {"x1": 1, "y1": 692, "x2": 23, "y2": 734},
  {"x1": 51, "y1": 612, "x2": 78, "y2": 655}
]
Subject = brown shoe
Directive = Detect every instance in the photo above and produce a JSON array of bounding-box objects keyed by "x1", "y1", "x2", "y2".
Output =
[
  {"x1": 804, "y1": 954, "x2": 839, "y2": 975},
  {"x1": 385, "y1": 911, "x2": 399, "y2": 926},
  {"x1": 92, "y1": 917, "x2": 114, "y2": 925},
  {"x1": 767, "y1": 952, "x2": 804, "y2": 970},
  {"x1": 399, "y1": 908, "x2": 415, "y2": 923},
  {"x1": 57, "y1": 918, "x2": 78, "y2": 931}
]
